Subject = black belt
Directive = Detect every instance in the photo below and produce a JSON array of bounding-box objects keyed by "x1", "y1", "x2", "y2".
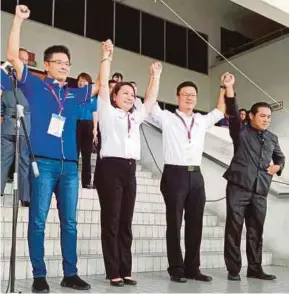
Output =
[{"x1": 165, "y1": 164, "x2": 200, "y2": 172}]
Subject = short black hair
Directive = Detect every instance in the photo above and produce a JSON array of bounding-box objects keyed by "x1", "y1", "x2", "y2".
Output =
[
  {"x1": 130, "y1": 81, "x2": 136, "y2": 86},
  {"x1": 108, "y1": 79, "x2": 117, "y2": 85},
  {"x1": 239, "y1": 108, "x2": 247, "y2": 113},
  {"x1": 176, "y1": 81, "x2": 198, "y2": 95},
  {"x1": 112, "y1": 72, "x2": 123, "y2": 81},
  {"x1": 44, "y1": 45, "x2": 71, "y2": 62},
  {"x1": 250, "y1": 102, "x2": 272, "y2": 115}
]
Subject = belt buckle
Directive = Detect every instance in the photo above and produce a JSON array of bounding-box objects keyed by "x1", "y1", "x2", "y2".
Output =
[{"x1": 188, "y1": 165, "x2": 194, "y2": 172}]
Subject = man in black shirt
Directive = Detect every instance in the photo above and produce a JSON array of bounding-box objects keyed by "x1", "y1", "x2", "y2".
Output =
[{"x1": 223, "y1": 74, "x2": 285, "y2": 281}]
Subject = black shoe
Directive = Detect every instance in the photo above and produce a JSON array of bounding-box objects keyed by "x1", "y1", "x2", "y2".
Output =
[
  {"x1": 228, "y1": 273, "x2": 241, "y2": 281},
  {"x1": 247, "y1": 271, "x2": 276, "y2": 280},
  {"x1": 170, "y1": 276, "x2": 187, "y2": 283},
  {"x1": 32, "y1": 277, "x2": 50, "y2": 293},
  {"x1": 123, "y1": 278, "x2": 137, "y2": 285},
  {"x1": 21, "y1": 200, "x2": 30, "y2": 207},
  {"x1": 186, "y1": 272, "x2": 212, "y2": 282},
  {"x1": 61, "y1": 275, "x2": 91, "y2": 290},
  {"x1": 110, "y1": 279, "x2": 124, "y2": 287}
]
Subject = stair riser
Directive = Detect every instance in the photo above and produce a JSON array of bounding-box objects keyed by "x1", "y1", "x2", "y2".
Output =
[
  {"x1": 1, "y1": 237, "x2": 249, "y2": 258},
  {"x1": 0, "y1": 252, "x2": 273, "y2": 281}
]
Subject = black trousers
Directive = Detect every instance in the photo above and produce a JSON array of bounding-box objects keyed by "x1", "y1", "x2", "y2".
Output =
[
  {"x1": 96, "y1": 157, "x2": 136, "y2": 279},
  {"x1": 224, "y1": 182, "x2": 267, "y2": 275},
  {"x1": 76, "y1": 120, "x2": 93, "y2": 187},
  {"x1": 160, "y1": 164, "x2": 206, "y2": 277}
]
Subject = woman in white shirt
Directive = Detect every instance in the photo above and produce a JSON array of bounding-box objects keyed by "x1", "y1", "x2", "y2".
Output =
[{"x1": 96, "y1": 40, "x2": 162, "y2": 287}]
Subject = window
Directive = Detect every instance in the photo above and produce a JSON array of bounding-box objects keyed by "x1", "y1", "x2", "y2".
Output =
[
  {"x1": 19, "y1": 0, "x2": 53, "y2": 26},
  {"x1": 165, "y1": 21, "x2": 187, "y2": 68},
  {"x1": 115, "y1": 3, "x2": 140, "y2": 53},
  {"x1": 54, "y1": 0, "x2": 85, "y2": 36},
  {"x1": 187, "y1": 30, "x2": 208, "y2": 74},
  {"x1": 1, "y1": 0, "x2": 17, "y2": 14},
  {"x1": 86, "y1": 0, "x2": 114, "y2": 41},
  {"x1": 141, "y1": 12, "x2": 164, "y2": 60}
]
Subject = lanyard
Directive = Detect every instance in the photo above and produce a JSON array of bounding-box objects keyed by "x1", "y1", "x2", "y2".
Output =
[
  {"x1": 44, "y1": 82, "x2": 69, "y2": 114},
  {"x1": 175, "y1": 112, "x2": 194, "y2": 142},
  {"x1": 128, "y1": 113, "x2": 131, "y2": 137}
]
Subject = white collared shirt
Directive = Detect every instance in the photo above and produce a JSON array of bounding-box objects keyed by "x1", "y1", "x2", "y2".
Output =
[
  {"x1": 98, "y1": 97, "x2": 148, "y2": 160},
  {"x1": 151, "y1": 104, "x2": 224, "y2": 166}
]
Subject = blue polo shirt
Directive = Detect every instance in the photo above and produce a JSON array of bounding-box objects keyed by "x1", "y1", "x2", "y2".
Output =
[
  {"x1": 1, "y1": 69, "x2": 11, "y2": 90},
  {"x1": 17, "y1": 65, "x2": 92, "y2": 161},
  {"x1": 77, "y1": 97, "x2": 97, "y2": 121}
]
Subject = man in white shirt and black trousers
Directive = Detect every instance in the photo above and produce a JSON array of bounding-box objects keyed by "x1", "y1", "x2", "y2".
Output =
[{"x1": 149, "y1": 73, "x2": 232, "y2": 283}]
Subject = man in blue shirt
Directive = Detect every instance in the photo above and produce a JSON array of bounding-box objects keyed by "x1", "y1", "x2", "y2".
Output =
[
  {"x1": 76, "y1": 72, "x2": 98, "y2": 188},
  {"x1": 1, "y1": 48, "x2": 30, "y2": 206},
  {"x1": 6, "y1": 5, "x2": 99, "y2": 292}
]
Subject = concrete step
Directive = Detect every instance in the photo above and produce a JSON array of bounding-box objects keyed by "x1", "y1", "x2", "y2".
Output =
[
  {"x1": 0, "y1": 220, "x2": 224, "y2": 240},
  {"x1": 0, "y1": 251, "x2": 273, "y2": 280},
  {"x1": 1, "y1": 236, "x2": 250, "y2": 259}
]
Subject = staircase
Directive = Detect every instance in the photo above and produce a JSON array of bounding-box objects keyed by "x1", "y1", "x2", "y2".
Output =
[{"x1": 0, "y1": 156, "x2": 272, "y2": 280}]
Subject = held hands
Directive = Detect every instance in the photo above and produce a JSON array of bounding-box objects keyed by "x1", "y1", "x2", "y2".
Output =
[
  {"x1": 102, "y1": 39, "x2": 114, "y2": 60},
  {"x1": 221, "y1": 72, "x2": 235, "y2": 88},
  {"x1": 150, "y1": 61, "x2": 162, "y2": 78},
  {"x1": 267, "y1": 164, "x2": 280, "y2": 176},
  {"x1": 15, "y1": 5, "x2": 30, "y2": 21}
]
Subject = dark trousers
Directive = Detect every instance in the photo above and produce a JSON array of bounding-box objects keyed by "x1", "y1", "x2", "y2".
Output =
[
  {"x1": 96, "y1": 157, "x2": 136, "y2": 279},
  {"x1": 224, "y1": 182, "x2": 267, "y2": 275},
  {"x1": 160, "y1": 165, "x2": 206, "y2": 277},
  {"x1": 76, "y1": 120, "x2": 93, "y2": 187},
  {"x1": 1, "y1": 134, "x2": 30, "y2": 201}
]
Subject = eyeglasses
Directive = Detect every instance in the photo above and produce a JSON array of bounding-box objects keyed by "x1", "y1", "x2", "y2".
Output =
[
  {"x1": 179, "y1": 93, "x2": 197, "y2": 98},
  {"x1": 48, "y1": 60, "x2": 71, "y2": 67}
]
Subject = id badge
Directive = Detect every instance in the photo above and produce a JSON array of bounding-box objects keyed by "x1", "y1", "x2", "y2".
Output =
[{"x1": 47, "y1": 114, "x2": 66, "y2": 138}]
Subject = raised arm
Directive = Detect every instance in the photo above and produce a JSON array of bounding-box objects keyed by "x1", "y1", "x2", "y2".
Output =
[
  {"x1": 6, "y1": 5, "x2": 30, "y2": 81},
  {"x1": 222, "y1": 73, "x2": 240, "y2": 145},
  {"x1": 98, "y1": 40, "x2": 113, "y2": 101},
  {"x1": 143, "y1": 61, "x2": 162, "y2": 114}
]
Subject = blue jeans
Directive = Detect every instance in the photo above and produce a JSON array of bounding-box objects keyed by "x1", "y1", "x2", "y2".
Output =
[{"x1": 28, "y1": 158, "x2": 79, "y2": 277}]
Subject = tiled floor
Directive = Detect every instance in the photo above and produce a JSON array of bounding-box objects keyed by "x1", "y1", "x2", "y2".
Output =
[{"x1": 1, "y1": 266, "x2": 289, "y2": 293}]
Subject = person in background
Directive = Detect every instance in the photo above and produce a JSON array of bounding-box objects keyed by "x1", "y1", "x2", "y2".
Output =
[
  {"x1": 129, "y1": 81, "x2": 142, "y2": 110},
  {"x1": 108, "y1": 79, "x2": 117, "y2": 93},
  {"x1": 223, "y1": 75, "x2": 285, "y2": 281},
  {"x1": 112, "y1": 72, "x2": 123, "y2": 83},
  {"x1": 1, "y1": 48, "x2": 30, "y2": 206},
  {"x1": 76, "y1": 72, "x2": 98, "y2": 189}
]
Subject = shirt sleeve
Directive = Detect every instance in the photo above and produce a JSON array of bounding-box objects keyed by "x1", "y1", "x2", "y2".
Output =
[
  {"x1": 150, "y1": 103, "x2": 165, "y2": 129},
  {"x1": 203, "y1": 108, "x2": 224, "y2": 129},
  {"x1": 17, "y1": 65, "x2": 42, "y2": 102}
]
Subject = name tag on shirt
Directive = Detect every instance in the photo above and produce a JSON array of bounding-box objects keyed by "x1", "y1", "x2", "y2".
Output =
[{"x1": 47, "y1": 114, "x2": 66, "y2": 138}]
